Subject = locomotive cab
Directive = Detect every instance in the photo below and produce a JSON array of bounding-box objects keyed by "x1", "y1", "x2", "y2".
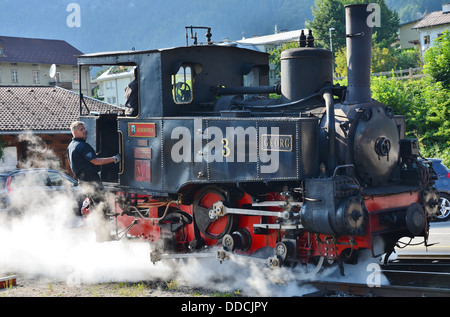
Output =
[
  {"x1": 78, "y1": 45, "x2": 270, "y2": 116},
  {"x1": 77, "y1": 45, "x2": 294, "y2": 191}
]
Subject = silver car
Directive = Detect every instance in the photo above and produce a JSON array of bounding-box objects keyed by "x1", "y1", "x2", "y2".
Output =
[
  {"x1": 0, "y1": 168, "x2": 82, "y2": 216},
  {"x1": 430, "y1": 158, "x2": 450, "y2": 221}
]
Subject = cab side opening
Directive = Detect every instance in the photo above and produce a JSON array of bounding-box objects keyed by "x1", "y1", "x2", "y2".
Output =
[{"x1": 96, "y1": 113, "x2": 120, "y2": 183}]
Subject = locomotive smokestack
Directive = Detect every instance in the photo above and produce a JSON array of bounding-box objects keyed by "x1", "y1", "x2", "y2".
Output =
[{"x1": 344, "y1": 4, "x2": 372, "y2": 105}]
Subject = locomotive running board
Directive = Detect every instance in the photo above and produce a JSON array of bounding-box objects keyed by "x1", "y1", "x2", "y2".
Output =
[
  {"x1": 151, "y1": 248, "x2": 275, "y2": 268},
  {"x1": 150, "y1": 251, "x2": 217, "y2": 264}
]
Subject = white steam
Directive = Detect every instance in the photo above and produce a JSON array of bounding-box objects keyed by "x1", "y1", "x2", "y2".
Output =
[
  {"x1": 16, "y1": 133, "x2": 61, "y2": 170},
  {"x1": 0, "y1": 134, "x2": 173, "y2": 285},
  {"x1": 173, "y1": 255, "x2": 321, "y2": 296}
]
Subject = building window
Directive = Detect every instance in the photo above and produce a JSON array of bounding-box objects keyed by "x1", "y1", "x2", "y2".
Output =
[
  {"x1": 106, "y1": 81, "x2": 115, "y2": 90},
  {"x1": 424, "y1": 35, "x2": 430, "y2": 45},
  {"x1": 244, "y1": 66, "x2": 260, "y2": 87},
  {"x1": 11, "y1": 69, "x2": 18, "y2": 83},
  {"x1": 33, "y1": 70, "x2": 40, "y2": 84},
  {"x1": 73, "y1": 72, "x2": 79, "y2": 84}
]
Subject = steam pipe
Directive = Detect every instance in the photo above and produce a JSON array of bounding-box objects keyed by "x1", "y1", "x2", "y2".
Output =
[
  {"x1": 240, "y1": 91, "x2": 321, "y2": 109},
  {"x1": 78, "y1": 64, "x2": 82, "y2": 115},
  {"x1": 323, "y1": 88, "x2": 336, "y2": 173},
  {"x1": 214, "y1": 85, "x2": 280, "y2": 96}
]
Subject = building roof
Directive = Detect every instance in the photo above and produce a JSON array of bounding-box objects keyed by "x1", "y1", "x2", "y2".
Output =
[
  {"x1": 0, "y1": 36, "x2": 82, "y2": 65},
  {"x1": 95, "y1": 66, "x2": 135, "y2": 82},
  {"x1": 0, "y1": 86, "x2": 121, "y2": 134},
  {"x1": 413, "y1": 10, "x2": 450, "y2": 29},
  {"x1": 237, "y1": 29, "x2": 305, "y2": 46},
  {"x1": 399, "y1": 19, "x2": 421, "y2": 27}
]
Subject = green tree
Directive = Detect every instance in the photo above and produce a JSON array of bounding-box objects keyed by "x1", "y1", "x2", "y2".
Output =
[
  {"x1": 371, "y1": 43, "x2": 398, "y2": 73},
  {"x1": 424, "y1": 30, "x2": 450, "y2": 89},
  {"x1": 308, "y1": 0, "x2": 400, "y2": 52},
  {"x1": 269, "y1": 41, "x2": 299, "y2": 80},
  {"x1": 334, "y1": 46, "x2": 347, "y2": 77},
  {"x1": 361, "y1": 0, "x2": 400, "y2": 49},
  {"x1": 307, "y1": 0, "x2": 346, "y2": 51},
  {"x1": 371, "y1": 75, "x2": 450, "y2": 166},
  {"x1": 334, "y1": 42, "x2": 399, "y2": 77}
]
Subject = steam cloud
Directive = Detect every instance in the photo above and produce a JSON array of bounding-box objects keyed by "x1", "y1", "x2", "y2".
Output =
[{"x1": 0, "y1": 134, "x2": 173, "y2": 286}]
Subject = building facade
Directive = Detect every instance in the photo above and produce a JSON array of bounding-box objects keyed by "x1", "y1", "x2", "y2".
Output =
[
  {"x1": 399, "y1": 20, "x2": 420, "y2": 49},
  {"x1": 0, "y1": 35, "x2": 91, "y2": 96},
  {"x1": 236, "y1": 28, "x2": 306, "y2": 86},
  {"x1": 94, "y1": 66, "x2": 135, "y2": 106},
  {"x1": 412, "y1": 4, "x2": 450, "y2": 56},
  {"x1": 0, "y1": 86, "x2": 119, "y2": 174}
]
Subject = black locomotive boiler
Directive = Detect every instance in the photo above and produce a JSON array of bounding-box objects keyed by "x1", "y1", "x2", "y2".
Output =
[{"x1": 77, "y1": 4, "x2": 439, "y2": 272}]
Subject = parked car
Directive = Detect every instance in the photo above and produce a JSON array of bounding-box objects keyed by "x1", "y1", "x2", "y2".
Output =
[
  {"x1": 429, "y1": 158, "x2": 450, "y2": 221},
  {"x1": 0, "y1": 168, "x2": 83, "y2": 216}
]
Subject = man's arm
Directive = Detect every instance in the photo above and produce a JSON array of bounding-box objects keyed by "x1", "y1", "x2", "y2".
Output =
[{"x1": 90, "y1": 154, "x2": 120, "y2": 165}]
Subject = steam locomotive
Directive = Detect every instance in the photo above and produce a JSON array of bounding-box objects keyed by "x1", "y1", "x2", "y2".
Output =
[{"x1": 77, "y1": 4, "x2": 439, "y2": 273}]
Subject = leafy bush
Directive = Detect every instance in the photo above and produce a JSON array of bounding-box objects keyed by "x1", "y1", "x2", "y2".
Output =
[
  {"x1": 369, "y1": 29, "x2": 450, "y2": 165},
  {"x1": 395, "y1": 47, "x2": 423, "y2": 70},
  {"x1": 371, "y1": 75, "x2": 450, "y2": 165}
]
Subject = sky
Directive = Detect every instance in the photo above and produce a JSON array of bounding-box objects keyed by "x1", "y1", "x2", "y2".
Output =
[{"x1": 0, "y1": 0, "x2": 313, "y2": 54}]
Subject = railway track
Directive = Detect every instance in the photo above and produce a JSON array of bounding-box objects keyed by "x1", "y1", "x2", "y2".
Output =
[
  {"x1": 302, "y1": 253, "x2": 450, "y2": 297},
  {"x1": 305, "y1": 280, "x2": 450, "y2": 297}
]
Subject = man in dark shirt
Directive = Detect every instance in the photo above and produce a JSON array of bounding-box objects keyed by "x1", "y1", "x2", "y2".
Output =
[
  {"x1": 67, "y1": 121, "x2": 120, "y2": 188},
  {"x1": 67, "y1": 121, "x2": 120, "y2": 241}
]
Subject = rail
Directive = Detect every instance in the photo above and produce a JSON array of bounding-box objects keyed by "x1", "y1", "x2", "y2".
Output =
[
  {"x1": 305, "y1": 280, "x2": 450, "y2": 297},
  {"x1": 304, "y1": 254, "x2": 450, "y2": 297}
]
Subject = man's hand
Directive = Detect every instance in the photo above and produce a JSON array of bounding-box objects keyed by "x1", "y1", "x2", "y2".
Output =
[{"x1": 113, "y1": 154, "x2": 121, "y2": 163}]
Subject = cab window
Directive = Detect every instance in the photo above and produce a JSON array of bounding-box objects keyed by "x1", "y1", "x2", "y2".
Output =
[
  {"x1": 244, "y1": 66, "x2": 260, "y2": 87},
  {"x1": 172, "y1": 65, "x2": 193, "y2": 104}
]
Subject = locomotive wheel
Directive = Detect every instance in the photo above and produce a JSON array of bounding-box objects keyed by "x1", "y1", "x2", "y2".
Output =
[
  {"x1": 422, "y1": 186, "x2": 440, "y2": 219},
  {"x1": 436, "y1": 193, "x2": 450, "y2": 222},
  {"x1": 193, "y1": 186, "x2": 237, "y2": 241}
]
